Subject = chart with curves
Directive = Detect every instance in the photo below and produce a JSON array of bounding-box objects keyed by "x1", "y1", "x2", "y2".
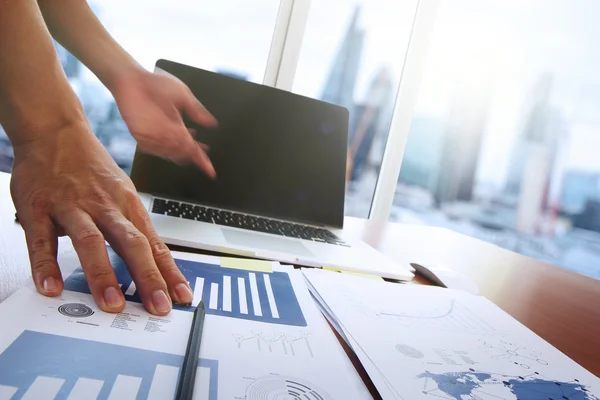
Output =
[
  {"x1": 245, "y1": 376, "x2": 332, "y2": 400},
  {"x1": 232, "y1": 330, "x2": 314, "y2": 358},
  {"x1": 376, "y1": 299, "x2": 498, "y2": 336}
]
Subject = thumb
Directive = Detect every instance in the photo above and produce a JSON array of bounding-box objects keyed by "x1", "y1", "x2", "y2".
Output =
[{"x1": 182, "y1": 94, "x2": 218, "y2": 128}]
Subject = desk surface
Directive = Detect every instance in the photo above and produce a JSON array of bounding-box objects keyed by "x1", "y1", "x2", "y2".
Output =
[{"x1": 0, "y1": 171, "x2": 598, "y2": 376}]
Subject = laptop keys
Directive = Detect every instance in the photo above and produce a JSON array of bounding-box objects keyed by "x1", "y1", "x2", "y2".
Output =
[{"x1": 151, "y1": 199, "x2": 346, "y2": 245}]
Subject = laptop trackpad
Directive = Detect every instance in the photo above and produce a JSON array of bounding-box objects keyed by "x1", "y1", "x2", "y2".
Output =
[{"x1": 221, "y1": 229, "x2": 315, "y2": 258}]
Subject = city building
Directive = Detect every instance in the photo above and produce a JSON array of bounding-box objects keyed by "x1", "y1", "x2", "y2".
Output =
[
  {"x1": 398, "y1": 116, "x2": 444, "y2": 191},
  {"x1": 516, "y1": 147, "x2": 551, "y2": 234},
  {"x1": 347, "y1": 68, "x2": 394, "y2": 181},
  {"x1": 560, "y1": 170, "x2": 600, "y2": 215},
  {"x1": 319, "y1": 7, "x2": 364, "y2": 113},
  {"x1": 573, "y1": 199, "x2": 600, "y2": 233},
  {"x1": 505, "y1": 75, "x2": 559, "y2": 197},
  {"x1": 434, "y1": 75, "x2": 491, "y2": 205}
]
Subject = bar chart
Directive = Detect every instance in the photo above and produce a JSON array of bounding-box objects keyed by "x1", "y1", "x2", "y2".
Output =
[
  {"x1": 0, "y1": 330, "x2": 218, "y2": 400},
  {"x1": 63, "y1": 248, "x2": 307, "y2": 327}
]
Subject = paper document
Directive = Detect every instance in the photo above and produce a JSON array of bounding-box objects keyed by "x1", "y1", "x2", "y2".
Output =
[
  {"x1": 304, "y1": 268, "x2": 600, "y2": 400},
  {"x1": 0, "y1": 247, "x2": 370, "y2": 400}
]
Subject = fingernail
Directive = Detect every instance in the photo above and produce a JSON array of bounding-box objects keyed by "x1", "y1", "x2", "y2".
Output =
[
  {"x1": 174, "y1": 283, "x2": 193, "y2": 305},
  {"x1": 152, "y1": 290, "x2": 172, "y2": 313},
  {"x1": 43, "y1": 277, "x2": 59, "y2": 293},
  {"x1": 104, "y1": 287, "x2": 124, "y2": 309}
]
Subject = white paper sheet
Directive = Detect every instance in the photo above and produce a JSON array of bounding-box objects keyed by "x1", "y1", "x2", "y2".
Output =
[
  {"x1": 0, "y1": 248, "x2": 371, "y2": 400},
  {"x1": 304, "y1": 268, "x2": 600, "y2": 400}
]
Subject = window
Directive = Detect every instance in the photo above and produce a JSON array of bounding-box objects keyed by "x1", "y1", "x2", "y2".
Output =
[
  {"x1": 393, "y1": 0, "x2": 600, "y2": 280},
  {"x1": 0, "y1": 0, "x2": 281, "y2": 174},
  {"x1": 292, "y1": 0, "x2": 419, "y2": 218}
]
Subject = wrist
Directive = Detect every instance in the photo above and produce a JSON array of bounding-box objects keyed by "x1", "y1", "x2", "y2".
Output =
[
  {"x1": 5, "y1": 103, "x2": 88, "y2": 149},
  {"x1": 11, "y1": 117, "x2": 93, "y2": 161},
  {"x1": 101, "y1": 58, "x2": 147, "y2": 94}
]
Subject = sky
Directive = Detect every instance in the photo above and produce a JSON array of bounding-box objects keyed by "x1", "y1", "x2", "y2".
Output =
[
  {"x1": 94, "y1": 0, "x2": 280, "y2": 83},
  {"x1": 90, "y1": 0, "x2": 600, "y2": 191}
]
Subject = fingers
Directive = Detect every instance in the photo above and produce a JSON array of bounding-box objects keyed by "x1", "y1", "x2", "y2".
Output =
[
  {"x1": 126, "y1": 202, "x2": 194, "y2": 306},
  {"x1": 174, "y1": 126, "x2": 216, "y2": 178},
  {"x1": 192, "y1": 142, "x2": 216, "y2": 178},
  {"x1": 198, "y1": 142, "x2": 210, "y2": 152},
  {"x1": 95, "y1": 209, "x2": 174, "y2": 315},
  {"x1": 56, "y1": 209, "x2": 125, "y2": 313},
  {"x1": 22, "y1": 216, "x2": 62, "y2": 297},
  {"x1": 187, "y1": 128, "x2": 211, "y2": 151},
  {"x1": 182, "y1": 95, "x2": 218, "y2": 128}
]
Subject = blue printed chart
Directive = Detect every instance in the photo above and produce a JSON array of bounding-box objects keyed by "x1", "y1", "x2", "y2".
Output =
[
  {"x1": 418, "y1": 368, "x2": 599, "y2": 400},
  {"x1": 63, "y1": 248, "x2": 307, "y2": 326},
  {"x1": 0, "y1": 330, "x2": 218, "y2": 400}
]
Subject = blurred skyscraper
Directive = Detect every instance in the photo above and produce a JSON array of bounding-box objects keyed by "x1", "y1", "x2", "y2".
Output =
[
  {"x1": 505, "y1": 75, "x2": 559, "y2": 197},
  {"x1": 573, "y1": 199, "x2": 600, "y2": 233},
  {"x1": 348, "y1": 68, "x2": 394, "y2": 181},
  {"x1": 398, "y1": 116, "x2": 444, "y2": 191},
  {"x1": 320, "y1": 7, "x2": 364, "y2": 112},
  {"x1": 434, "y1": 74, "x2": 491, "y2": 205},
  {"x1": 560, "y1": 171, "x2": 600, "y2": 215}
]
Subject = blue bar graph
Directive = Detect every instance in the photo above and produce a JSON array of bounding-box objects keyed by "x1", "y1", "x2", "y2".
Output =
[
  {"x1": 0, "y1": 330, "x2": 218, "y2": 400},
  {"x1": 63, "y1": 248, "x2": 307, "y2": 327}
]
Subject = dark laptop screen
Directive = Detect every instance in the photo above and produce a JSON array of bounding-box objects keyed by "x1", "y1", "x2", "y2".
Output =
[{"x1": 130, "y1": 59, "x2": 349, "y2": 228}]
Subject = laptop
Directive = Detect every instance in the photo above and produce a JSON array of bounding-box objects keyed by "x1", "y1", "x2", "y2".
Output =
[{"x1": 130, "y1": 59, "x2": 414, "y2": 281}]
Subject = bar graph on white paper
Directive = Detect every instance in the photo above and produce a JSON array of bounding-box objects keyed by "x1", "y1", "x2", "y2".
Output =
[
  {"x1": 64, "y1": 248, "x2": 307, "y2": 326},
  {"x1": 107, "y1": 375, "x2": 141, "y2": 400},
  {"x1": 21, "y1": 376, "x2": 64, "y2": 400},
  {"x1": 0, "y1": 331, "x2": 219, "y2": 400},
  {"x1": 66, "y1": 378, "x2": 104, "y2": 400},
  {"x1": 186, "y1": 269, "x2": 304, "y2": 326},
  {"x1": 222, "y1": 276, "x2": 232, "y2": 312},
  {"x1": 0, "y1": 384, "x2": 18, "y2": 400}
]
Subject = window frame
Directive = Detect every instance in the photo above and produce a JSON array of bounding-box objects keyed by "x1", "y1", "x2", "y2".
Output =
[
  {"x1": 263, "y1": 0, "x2": 311, "y2": 90},
  {"x1": 266, "y1": 0, "x2": 440, "y2": 221},
  {"x1": 369, "y1": 0, "x2": 440, "y2": 220}
]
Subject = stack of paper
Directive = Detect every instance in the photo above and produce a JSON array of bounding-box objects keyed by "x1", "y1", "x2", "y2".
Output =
[
  {"x1": 303, "y1": 268, "x2": 600, "y2": 400},
  {"x1": 0, "y1": 247, "x2": 372, "y2": 400}
]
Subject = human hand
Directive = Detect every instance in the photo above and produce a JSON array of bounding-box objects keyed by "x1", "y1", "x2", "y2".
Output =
[
  {"x1": 111, "y1": 69, "x2": 218, "y2": 177},
  {"x1": 10, "y1": 121, "x2": 194, "y2": 315}
]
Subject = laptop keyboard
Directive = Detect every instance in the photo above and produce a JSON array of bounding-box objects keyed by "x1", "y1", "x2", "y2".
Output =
[{"x1": 151, "y1": 198, "x2": 348, "y2": 246}]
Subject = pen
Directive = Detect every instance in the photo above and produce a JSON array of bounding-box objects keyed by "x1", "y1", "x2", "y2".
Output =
[{"x1": 176, "y1": 301, "x2": 206, "y2": 400}]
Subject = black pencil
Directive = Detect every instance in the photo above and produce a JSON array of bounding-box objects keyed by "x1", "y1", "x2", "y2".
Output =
[{"x1": 176, "y1": 301, "x2": 206, "y2": 400}]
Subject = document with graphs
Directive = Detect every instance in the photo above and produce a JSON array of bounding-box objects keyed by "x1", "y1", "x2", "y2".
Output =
[
  {"x1": 304, "y1": 268, "x2": 600, "y2": 400},
  {"x1": 0, "y1": 248, "x2": 370, "y2": 400}
]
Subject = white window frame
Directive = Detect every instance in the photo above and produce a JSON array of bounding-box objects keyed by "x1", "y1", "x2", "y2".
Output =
[
  {"x1": 264, "y1": 0, "x2": 439, "y2": 221},
  {"x1": 369, "y1": 0, "x2": 441, "y2": 221},
  {"x1": 263, "y1": 0, "x2": 310, "y2": 90}
]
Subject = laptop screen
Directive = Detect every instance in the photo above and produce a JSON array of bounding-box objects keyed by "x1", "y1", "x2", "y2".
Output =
[{"x1": 130, "y1": 59, "x2": 349, "y2": 228}]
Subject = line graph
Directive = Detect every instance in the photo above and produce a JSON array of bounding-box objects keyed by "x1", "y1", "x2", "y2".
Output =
[
  {"x1": 232, "y1": 330, "x2": 314, "y2": 358},
  {"x1": 376, "y1": 300, "x2": 497, "y2": 336}
]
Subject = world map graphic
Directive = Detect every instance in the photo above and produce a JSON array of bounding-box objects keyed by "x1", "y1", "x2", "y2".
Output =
[{"x1": 418, "y1": 368, "x2": 599, "y2": 400}]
